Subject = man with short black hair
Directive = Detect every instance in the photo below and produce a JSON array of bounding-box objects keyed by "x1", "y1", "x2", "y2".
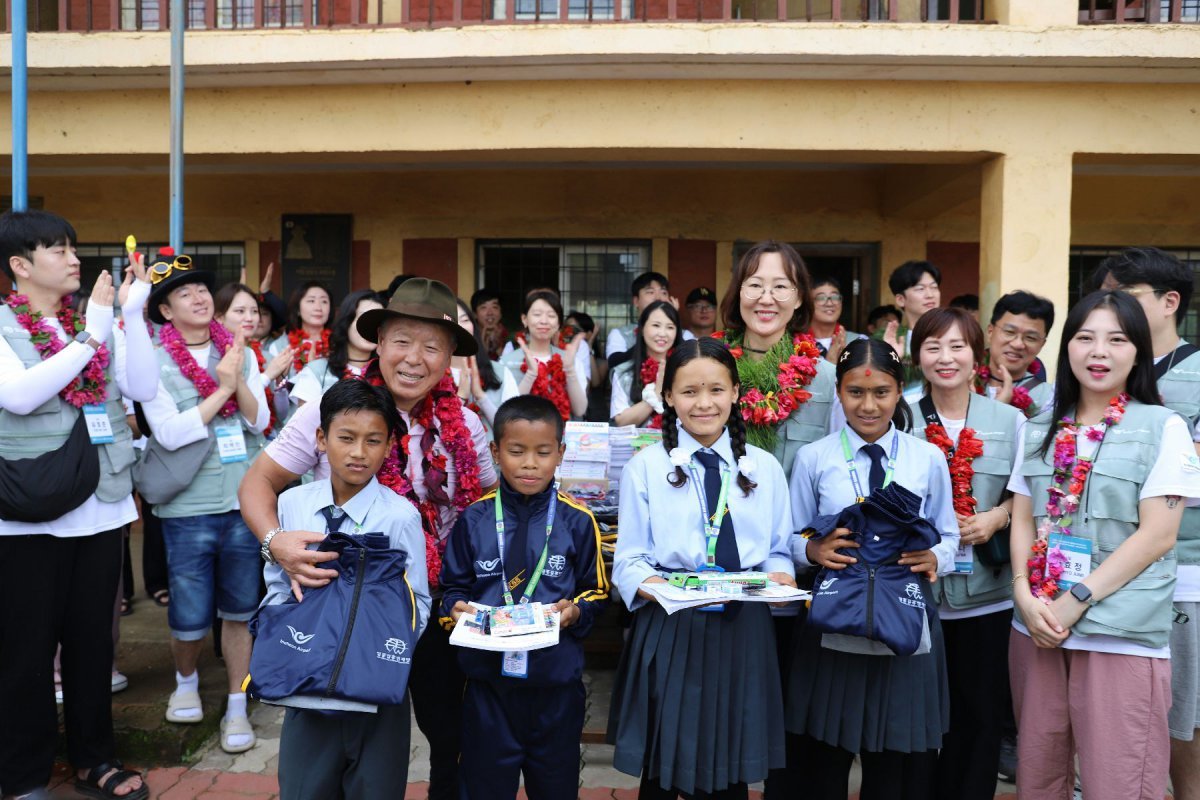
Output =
[
  {"x1": 1097, "y1": 247, "x2": 1200, "y2": 800},
  {"x1": 876, "y1": 259, "x2": 942, "y2": 398},
  {"x1": 685, "y1": 286, "x2": 718, "y2": 339},
  {"x1": 470, "y1": 288, "x2": 507, "y2": 361},
  {"x1": 605, "y1": 271, "x2": 674, "y2": 359},
  {"x1": 981, "y1": 290, "x2": 1056, "y2": 419}
]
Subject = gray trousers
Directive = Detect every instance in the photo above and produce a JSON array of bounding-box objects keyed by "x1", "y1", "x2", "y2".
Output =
[{"x1": 278, "y1": 696, "x2": 411, "y2": 800}]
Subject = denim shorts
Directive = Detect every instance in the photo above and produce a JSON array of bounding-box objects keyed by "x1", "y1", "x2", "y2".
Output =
[{"x1": 161, "y1": 511, "x2": 262, "y2": 641}]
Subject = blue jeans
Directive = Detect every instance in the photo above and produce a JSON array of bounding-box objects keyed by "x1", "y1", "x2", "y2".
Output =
[{"x1": 161, "y1": 511, "x2": 261, "y2": 641}]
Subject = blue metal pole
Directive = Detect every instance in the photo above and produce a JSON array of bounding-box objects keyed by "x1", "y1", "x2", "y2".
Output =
[
  {"x1": 168, "y1": 0, "x2": 184, "y2": 250},
  {"x1": 11, "y1": 0, "x2": 28, "y2": 211}
]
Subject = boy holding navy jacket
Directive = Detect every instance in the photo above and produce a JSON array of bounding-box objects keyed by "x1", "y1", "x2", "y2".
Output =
[{"x1": 441, "y1": 395, "x2": 609, "y2": 800}]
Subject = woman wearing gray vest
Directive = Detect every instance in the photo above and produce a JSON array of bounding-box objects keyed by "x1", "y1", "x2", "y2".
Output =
[
  {"x1": 140, "y1": 259, "x2": 269, "y2": 755},
  {"x1": 906, "y1": 308, "x2": 1022, "y2": 800},
  {"x1": 1007, "y1": 291, "x2": 1199, "y2": 800},
  {"x1": 713, "y1": 241, "x2": 835, "y2": 800},
  {"x1": 0, "y1": 210, "x2": 159, "y2": 800}
]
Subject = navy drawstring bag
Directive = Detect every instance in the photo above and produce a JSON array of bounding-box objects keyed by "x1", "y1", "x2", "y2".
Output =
[
  {"x1": 803, "y1": 483, "x2": 941, "y2": 657},
  {"x1": 247, "y1": 531, "x2": 418, "y2": 706}
]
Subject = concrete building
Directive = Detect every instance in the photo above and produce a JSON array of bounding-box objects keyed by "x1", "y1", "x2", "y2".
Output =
[{"x1": 2, "y1": 0, "x2": 1199, "y2": 361}]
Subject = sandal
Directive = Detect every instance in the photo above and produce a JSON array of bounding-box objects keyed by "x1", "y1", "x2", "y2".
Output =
[
  {"x1": 150, "y1": 589, "x2": 169, "y2": 607},
  {"x1": 75, "y1": 760, "x2": 149, "y2": 800},
  {"x1": 165, "y1": 688, "x2": 203, "y2": 724},
  {"x1": 220, "y1": 714, "x2": 257, "y2": 754},
  {"x1": 120, "y1": 597, "x2": 132, "y2": 616}
]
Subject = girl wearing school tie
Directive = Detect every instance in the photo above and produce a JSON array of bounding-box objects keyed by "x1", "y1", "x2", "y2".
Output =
[
  {"x1": 787, "y1": 337, "x2": 959, "y2": 800},
  {"x1": 609, "y1": 337, "x2": 798, "y2": 799}
]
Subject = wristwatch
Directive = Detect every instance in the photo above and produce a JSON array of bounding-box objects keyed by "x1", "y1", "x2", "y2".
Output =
[
  {"x1": 1069, "y1": 582, "x2": 1095, "y2": 606},
  {"x1": 260, "y1": 527, "x2": 285, "y2": 564},
  {"x1": 74, "y1": 331, "x2": 101, "y2": 351}
]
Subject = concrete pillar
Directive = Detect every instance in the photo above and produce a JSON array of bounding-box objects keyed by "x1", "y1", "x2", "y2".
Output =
[
  {"x1": 244, "y1": 239, "x2": 260, "y2": 287},
  {"x1": 458, "y1": 238, "x2": 475, "y2": 298},
  {"x1": 979, "y1": 150, "x2": 1073, "y2": 377},
  {"x1": 879, "y1": 225, "x2": 927, "y2": 304},
  {"x1": 715, "y1": 241, "x2": 734, "y2": 327},
  {"x1": 652, "y1": 238, "x2": 670, "y2": 277},
  {"x1": 992, "y1": 0, "x2": 1076, "y2": 27}
]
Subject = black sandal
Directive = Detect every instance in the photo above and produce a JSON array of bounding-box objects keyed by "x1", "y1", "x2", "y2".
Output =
[
  {"x1": 150, "y1": 589, "x2": 169, "y2": 607},
  {"x1": 75, "y1": 760, "x2": 149, "y2": 800}
]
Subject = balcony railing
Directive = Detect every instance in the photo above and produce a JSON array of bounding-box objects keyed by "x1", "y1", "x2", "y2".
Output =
[
  {"x1": 3, "y1": 0, "x2": 992, "y2": 30},
  {"x1": 1079, "y1": 0, "x2": 1199, "y2": 22}
]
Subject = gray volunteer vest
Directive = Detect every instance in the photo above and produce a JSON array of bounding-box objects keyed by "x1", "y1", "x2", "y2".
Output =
[
  {"x1": 613, "y1": 323, "x2": 636, "y2": 354},
  {"x1": 1016, "y1": 373, "x2": 1054, "y2": 418},
  {"x1": 0, "y1": 304, "x2": 134, "y2": 503},
  {"x1": 153, "y1": 345, "x2": 265, "y2": 519},
  {"x1": 773, "y1": 358, "x2": 835, "y2": 476},
  {"x1": 908, "y1": 394, "x2": 1019, "y2": 610},
  {"x1": 1018, "y1": 401, "x2": 1178, "y2": 649},
  {"x1": 1156, "y1": 347, "x2": 1200, "y2": 566},
  {"x1": 298, "y1": 357, "x2": 341, "y2": 399}
]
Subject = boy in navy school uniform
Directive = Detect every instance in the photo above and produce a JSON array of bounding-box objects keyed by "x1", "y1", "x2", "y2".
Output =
[
  {"x1": 441, "y1": 395, "x2": 610, "y2": 800},
  {"x1": 262, "y1": 379, "x2": 431, "y2": 800}
]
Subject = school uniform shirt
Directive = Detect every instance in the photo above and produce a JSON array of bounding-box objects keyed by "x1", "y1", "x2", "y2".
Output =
[
  {"x1": 612, "y1": 428, "x2": 796, "y2": 611},
  {"x1": 266, "y1": 400, "x2": 498, "y2": 547},
  {"x1": 1008, "y1": 413, "x2": 1200, "y2": 659},
  {"x1": 262, "y1": 475, "x2": 432, "y2": 712},
  {"x1": 439, "y1": 480, "x2": 609, "y2": 686},
  {"x1": 0, "y1": 283, "x2": 159, "y2": 537},
  {"x1": 789, "y1": 424, "x2": 960, "y2": 575}
]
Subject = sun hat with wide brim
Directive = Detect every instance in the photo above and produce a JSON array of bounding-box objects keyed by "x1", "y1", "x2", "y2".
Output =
[
  {"x1": 356, "y1": 277, "x2": 477, "y2": 357},
  {"x1": 147, "y1": 252, "x2": 217, "y2": 325}
]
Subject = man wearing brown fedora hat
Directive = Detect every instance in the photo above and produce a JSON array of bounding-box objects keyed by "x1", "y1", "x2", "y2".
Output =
[{"x1": 240, "y1": 276, "x2": 498, "y2": 800}]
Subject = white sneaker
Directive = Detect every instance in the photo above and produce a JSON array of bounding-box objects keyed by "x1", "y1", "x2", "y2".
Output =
[{"x1": 111, "y1": 671, "x2": 129, "y2": 693}]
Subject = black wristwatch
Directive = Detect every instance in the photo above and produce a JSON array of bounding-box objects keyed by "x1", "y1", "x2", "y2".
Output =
[
  {"x1": 1069, "y1": 582, "x2": 1095, "y2": 606},
  {"x1": 74, "y1": 331, "x2": 101, "y2": 351}
]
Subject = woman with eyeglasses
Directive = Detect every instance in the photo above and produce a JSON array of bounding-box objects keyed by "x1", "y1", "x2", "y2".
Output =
[
  {"x1": 808, "y1": 277, "x2": 862, "y2": 365},
  {"x1": 712, "y1": 240, "x2": 838, "y2": 799}
]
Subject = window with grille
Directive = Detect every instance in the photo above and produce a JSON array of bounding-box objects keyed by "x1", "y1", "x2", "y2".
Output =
[
  {"x1": 74, "y1": 242, "x2": 245, "y2": 306},
  {"x1": 1069, "y1": 246, "x2": 1200, "y2": 343},
  {"x1": 475, "y1": 240, "x2": 651, "y2": 342}
]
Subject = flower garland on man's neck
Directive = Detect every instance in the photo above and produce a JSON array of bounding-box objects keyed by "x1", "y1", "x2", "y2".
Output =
[
  {"x1": 922, "y1": 416, "x2": 985, "y2": 517},
  {"x1": 5, "y1": 292, "x2": 109, "y2": 407},
  {"x1": 515, "y1": 332, "x2": 571, "y2": 422},
  {"x1": 639, "y1": 357, "x2": 664, "y2": 430},
  {"x1": 287, "y1": 327, "x2": 331, "y2": 374},
  {"x1": 712, "y1": 329, "x2": 821, "y2": 452},
  {"x1": 369, "y1": 372, "x2": 482, "y2": 590},
  {"x1": 1027, "y1": 393, "x2": 1129, "y2": 603},
  {"x1": 160, "y1": 320, "x2": 239, "y2": 418},
  {"x1": 975, "y1": 364, "x2": 1035, "y2": 416},
  {"x1": 247, "y1": 339, "x2": 276, "y2": 435}
]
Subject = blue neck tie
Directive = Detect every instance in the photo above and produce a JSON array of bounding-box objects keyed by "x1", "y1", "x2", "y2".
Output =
[
  {"x1": 319, "y1": 506, "x2": 347, "y2": 535},
  {"x1": 694, "y1": 449, "x2": 740, "y2": 571},
  {"x1": 861, "y1": 443, "x2": 887, "y2": 495}
]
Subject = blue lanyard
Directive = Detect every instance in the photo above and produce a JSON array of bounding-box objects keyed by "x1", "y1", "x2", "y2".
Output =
[
  {"x1": 685, "y1": 457, "x2": 732, "y2": 569},
  {"x1": 495, "y1": 485, "x2": 558, "y2": 606},
  {"x1": 840, "y1": 429, "x2": 899, "y2": 503}
]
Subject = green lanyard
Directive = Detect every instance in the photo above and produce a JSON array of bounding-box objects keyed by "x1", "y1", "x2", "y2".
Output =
[
  {"x1": 686, "y1": 458, "x2": 732, "y2": 569},
  {"x1": 840, "y1": 429, "x2": 898, "y2": 503},
  {"x1": 494, "y1": 487, "x2": 558, "y2": 606}
]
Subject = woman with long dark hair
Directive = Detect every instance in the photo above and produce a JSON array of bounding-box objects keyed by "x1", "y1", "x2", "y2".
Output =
[
  {"x1": 290, "y1": 289, "x2": 383, "y2": 408},
  {"x1": 498, "y1": 290, "x2": 587, "y2": 421},
  {"x1": 609, "y1": 300, "x2": 683, "y2": 428},
  {"x1": 1007, "y1": 291, "x2": 1197, "y2": 800},
  {"x1": 267, "y1": 280, "x2": 333, "y2": 379},
  {"x1": 452, "y1": 298, "x2": 518, "y2": 437}
]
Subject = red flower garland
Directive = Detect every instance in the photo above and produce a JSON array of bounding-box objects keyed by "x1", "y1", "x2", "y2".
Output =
[
  {"x1": 287, "y1": 328, "x2": 331, "y2": 374},
  {"x1": 521, "y1": 355, "x2": 571, "y2": 422},
  {"x1": 713, "y1": 330, "x2": 822, "y2": 428},
  {"x1": 923, "y1": 422, "x2": 985, "y2": 517},
  {"x1": 638, "y1": 357, "x2": 665, "y2": 429},
  {"x1": 5, "y1": 292, "x2": 109, "y2": 407},
  {"x1": 160, "y1": 320, "x2": 239, "y2": 418},
  {"x1": 975, "y1": 365, "x2": 1036, "y2": 416},
  {"x1": 369, "y1": 372, "x2": 482, "y2": 590},
  {"x1": 248, "y1": 339, "x2": 276, "y2": 436}
]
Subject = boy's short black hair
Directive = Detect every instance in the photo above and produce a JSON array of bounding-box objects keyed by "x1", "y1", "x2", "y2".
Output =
[
  {"x1": 566, "y1": 310, "x2": 595, "y2": 333},
  {"x1": 470, "y1": 288, "x2": 501, "y2": 311},
  {"x1": 493, "y1": 396, "x2": 564, "y2": 444},
  {"x1": 949, "y1": 293, "x2": 979, "y2": 312},
  {"x1": 319, "y1": 378, "x2": 402, "y2": 439},
  {"x1": 887, "y1": 260, "x2": 941, "y2": 296},
  {"x1": 631, "y1": 271, "x2": 670, "y2": 297},
  {"x1": 868, "y1": 304, "x2": 900, "y2": 327},
  {"x1": 0, "y1": 210, "x2": 78, "y2": 281},
  {"x1": 989, "y1": 290, "x2": 1056, "y2": 332},
  {"x1": 1094, "y1": 247, "x2": 1194, "y2": 325}
]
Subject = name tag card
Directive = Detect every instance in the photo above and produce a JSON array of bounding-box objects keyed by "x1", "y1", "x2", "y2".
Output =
[
  {"x1": 216, "y1": 420, "x2": 248, "y2": 463},
  {"x1": 1047, "y1": 533, "x2": 1092, "y2": 589},
  {"x1": 954, "y1": 543, "x2": 975, "y2": 575},
  {"x1": 83, "y1": 404, "x2": 114, "y2": 444},
  {"x1": 501, "y1": 650, "x2": 528, "y2": 679}
]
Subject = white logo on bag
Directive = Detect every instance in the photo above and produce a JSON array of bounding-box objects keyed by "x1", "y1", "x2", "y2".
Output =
[
  {"x1": 545, "y1": 554, "x2": 567, "y2": 578},
  {"x1": 819, "y1": 577, "x2": 838, "y2": 592},
  {"x1": 899, "y1": 582, "x2": 926, "y2": 609},
  {"x1": 287, "y1": 625, "x2": 315, "y2": 645},
  {"x1": 476, "y1": 558, "x2": 501, "y2": 575},
  {"x1": 377, "y1": 636, "x2": 412, "y2": 665}
]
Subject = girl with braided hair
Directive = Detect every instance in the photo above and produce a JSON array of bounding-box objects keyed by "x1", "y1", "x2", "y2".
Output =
[{"x1": 608, "y1": 337, "x2": 798, "y2": 799}]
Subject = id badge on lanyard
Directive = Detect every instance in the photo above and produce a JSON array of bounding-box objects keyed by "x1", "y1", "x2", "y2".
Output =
[
  {"x1": 83, "y1": 404, "x2": 114, "y2": 444},
  {"x1": 686, "y1": 457, "x2": 732, "y2": 613},
  {"x1": 216, "y1": 419, "x2": 249, "y2": 463},
  {"x1": 839, "y1": 429, "x2": 898, "y2": 503},
  {"x1": 495, "y1": 486, "x2": 558, "y2": 678}
]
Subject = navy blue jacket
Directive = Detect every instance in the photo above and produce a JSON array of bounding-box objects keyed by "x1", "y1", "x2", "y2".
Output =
[{"x1": 440, "y1": 479, "x2": 609, "y2": 686}]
